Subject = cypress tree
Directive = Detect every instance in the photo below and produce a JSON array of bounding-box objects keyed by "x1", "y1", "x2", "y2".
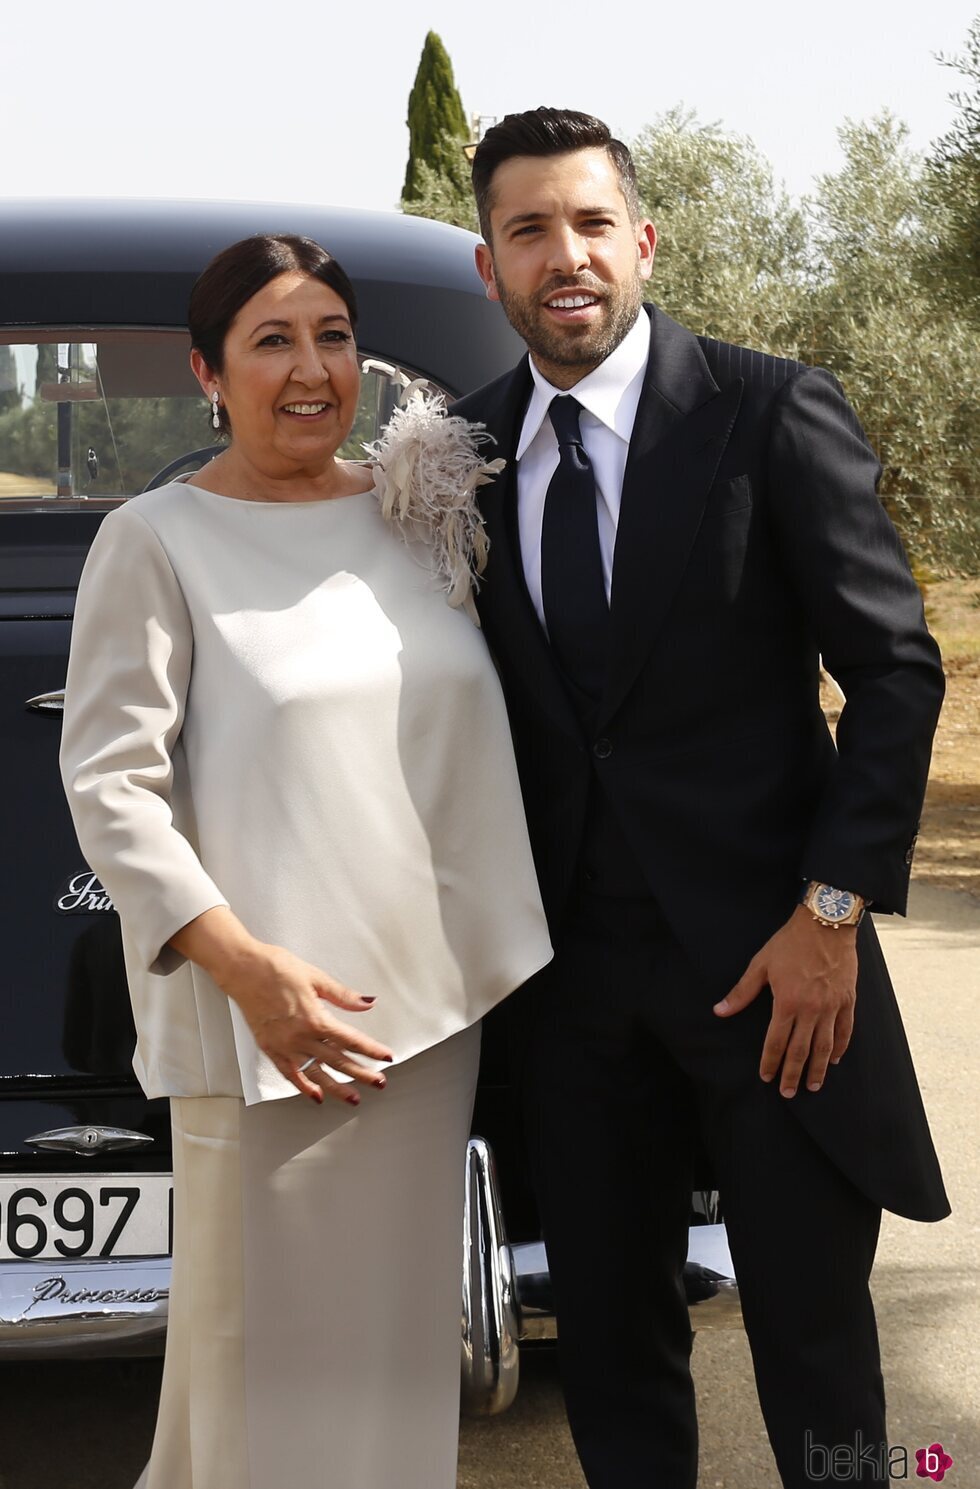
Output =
[{"x1": 402, "y1": 32, "x2": 469, "y2": 204}]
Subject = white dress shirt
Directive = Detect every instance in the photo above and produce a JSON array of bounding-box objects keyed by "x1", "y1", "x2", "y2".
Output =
[{"x1": 516, "y1": 308, "x2": 651, "y2": 627}]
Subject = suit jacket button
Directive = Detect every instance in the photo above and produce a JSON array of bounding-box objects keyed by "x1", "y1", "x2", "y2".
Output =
[{"x1": 593, "y1": 738, "x2": 613, "y2": 759}]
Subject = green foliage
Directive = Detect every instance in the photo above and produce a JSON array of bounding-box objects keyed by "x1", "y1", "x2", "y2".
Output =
[
  {"x1": 632, "y1": 108, "x2": 808, "y2": 355},
  {"x1": 399, "y1": 56, "x2": 980, "y2": 573},
  {"x1": 402, "y1": 32, "x2": 469, "y2": 206},
  {"x1": 603, "y1": 103, "x2": 980, "y2": 572},
  {"x1": 0, "y1": 347, "x2": 18, "y2": 415},
  {"x1": 922, "y1": 17, "x2": 980, "y2": 325},
  {"x1": 0, "y1": 398, "x2": 56, "y2": 478},
  {"x1": 806, "y1": 113, "x2": 922, "y2": 308},
  {"x1": 0, "y1": 395, "x2": 210, "y2": 494},
  {"x1": 402, "y1": 138, "x2": 479, "y2": 233},
  {"x1": 801, "y1": 112, "x2": 980, "y2": 573},
  {"x1": 340, "y1": 372, "x2": 384, "y2": 461},
  {"x1": 0, "y1": 370, "x2": 416, "y2": 494}
]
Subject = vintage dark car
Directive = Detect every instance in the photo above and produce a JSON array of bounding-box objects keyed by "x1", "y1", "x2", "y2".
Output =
[{"x1": 0, "y1": 198, "x2": 739, "y2": 1416}]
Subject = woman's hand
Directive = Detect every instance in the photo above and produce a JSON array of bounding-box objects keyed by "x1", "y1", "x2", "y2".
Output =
[
  {"x1": 170, "y1": 907, "x2": 393, "y2": 1103},
  {"x1": 220, "y1": 942, "x2": 393, "y2": 1103}
]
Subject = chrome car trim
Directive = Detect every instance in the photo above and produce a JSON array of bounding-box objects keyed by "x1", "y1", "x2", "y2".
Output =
[
  {"x1": 0, "y1": 1142, "x2": 741, "y2": 1372},
  {"x1": 510, "y1": 1240, "x2": 554, "y2": 1341},
  {"x1": 460, "y1": 1136, "x2": 520, "y2": 1416},
  {"x1": 25, "y1": 690, "x2": 65, "y2": 713},
  {"x1": 0, "y1": 1256, "x2": 169, "y2": 1357},
  {"x1": 684, "y1": 1223, "x2": 743, "y2": 1325},
  {"x1": 511, "y1": 1222, "x2": 742, "y2": 1342},
  {"x1": 24, "y1": 1126, "x2": 154, "y2": 1156}
]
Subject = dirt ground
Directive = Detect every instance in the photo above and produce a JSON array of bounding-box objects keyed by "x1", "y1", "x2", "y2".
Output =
[
  {"x1": 0, "y1": 474, "x2": 55, "y2": 496},
  {"x1": 918, "y1": 576, "x2": 980, "y2": 899},
  {"x1": 822, "y1": 574, "x2": 980, "y2": 900}
]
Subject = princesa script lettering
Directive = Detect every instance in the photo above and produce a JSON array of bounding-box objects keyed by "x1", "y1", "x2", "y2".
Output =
[
  {"x1": 32, "y1": 1276, "x2": 168, "y2": 1306},
  {"x1": 55, "y1": 871, "x2": 115, "y2": 915}
]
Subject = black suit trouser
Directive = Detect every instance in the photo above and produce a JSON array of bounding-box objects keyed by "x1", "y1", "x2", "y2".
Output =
[{"x1": 509, "y1": 890, "x2": 886, "y2": 1488}]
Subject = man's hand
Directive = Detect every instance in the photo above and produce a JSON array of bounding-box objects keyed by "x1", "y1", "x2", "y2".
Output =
[{"x1": 713, "y1": 905, "x2": 858, "y2": 1097}]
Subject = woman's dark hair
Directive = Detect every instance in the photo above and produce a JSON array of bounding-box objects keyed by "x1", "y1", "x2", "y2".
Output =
[
  {"x1": 188, "y1": 234, "x2": 358, "y2": 436},
  {"x1": 471, "y1": 108, "x2": 640, "y2": 243}
]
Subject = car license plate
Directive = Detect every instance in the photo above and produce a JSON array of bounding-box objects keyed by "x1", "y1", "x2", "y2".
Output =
[{"x1": 0, "y1": 1174, "x2": 172, "y2": 1260}]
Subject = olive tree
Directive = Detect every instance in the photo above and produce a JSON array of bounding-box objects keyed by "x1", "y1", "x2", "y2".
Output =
[
  {"x1": 803, "y1": 114, "x2": 980, "y2": 571},
  {"x1": 922, "y1": 16, "x2": 980, "y2": 326},
  {"x1": 632, "y1": 107, "x2": 808, "y2": 355}
]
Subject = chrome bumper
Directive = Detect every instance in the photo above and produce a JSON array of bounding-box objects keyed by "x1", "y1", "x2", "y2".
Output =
[
  {"x1": 512, "y1": 1227, "x2": 743, "y2": 1340},
  {"x1": 0, "y1": 1256, "x2": 169, "y2": 1357},
  {"x1": 2, "y1": 1136, "x2": 741, "y2": 1416},
  {"x1": 460, "y1": 1137, "x2": 742, "y2": 1415}
]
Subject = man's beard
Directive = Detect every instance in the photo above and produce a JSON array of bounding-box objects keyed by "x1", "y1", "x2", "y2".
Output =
[{"x1": 493, "y1": 268, "x2": 644, "y2": 375}]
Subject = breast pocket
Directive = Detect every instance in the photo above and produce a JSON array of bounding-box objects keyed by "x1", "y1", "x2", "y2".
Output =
[
  {"x1": 689, "y1": 475, "x2": 754, "y2": 601},
  {"x1": 701, "y1": 473, "x2": 752, "y2": 519}
]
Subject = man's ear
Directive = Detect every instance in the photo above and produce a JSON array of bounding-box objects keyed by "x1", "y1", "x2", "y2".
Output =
[
  {"x1": 637, "y1": 220, "x2": 657, "y2": 283},
  {"x1": 475, "y1": 243, "x2": 500, "y2": 302}
]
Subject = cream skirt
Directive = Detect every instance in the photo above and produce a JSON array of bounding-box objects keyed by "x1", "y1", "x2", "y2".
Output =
[{"x1": 134, "y1": 1022, "x2": 481, "y2": 1489}]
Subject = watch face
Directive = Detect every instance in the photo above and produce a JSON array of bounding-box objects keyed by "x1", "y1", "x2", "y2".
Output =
[{"x1": 814, "y1": 885, "x2": 855, "y2": 921}]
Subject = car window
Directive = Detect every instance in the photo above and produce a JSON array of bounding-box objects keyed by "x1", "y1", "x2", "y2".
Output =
[{"x1": 0, "y1": 332, "x2": 442, "y2": 500}]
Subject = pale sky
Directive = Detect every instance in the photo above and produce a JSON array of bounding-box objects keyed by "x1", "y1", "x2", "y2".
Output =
[{"x1": 5, "y1": 0, "x2": 976, "y2": 211}]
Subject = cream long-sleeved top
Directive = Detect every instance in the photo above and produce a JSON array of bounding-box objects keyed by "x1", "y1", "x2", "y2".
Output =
[{"x1": 59, "y1": 475, "x2": 552, "y2": 1104}]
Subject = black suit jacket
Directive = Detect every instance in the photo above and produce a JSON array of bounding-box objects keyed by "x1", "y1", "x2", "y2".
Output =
[{"x1": 454, "y1": 304, "x2": 949, "y2": 1221}]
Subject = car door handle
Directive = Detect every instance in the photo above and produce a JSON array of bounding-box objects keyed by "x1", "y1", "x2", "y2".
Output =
[
  {"x1": 24, "y1": 1126, "x2": 154, "y2": 1157},
  {"x1": 25, "y1": 690, "x2": 65, "y2": 713}
]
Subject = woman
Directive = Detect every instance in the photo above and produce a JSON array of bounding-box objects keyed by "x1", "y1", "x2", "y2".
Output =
[{"x1": 59, "y1": 234, "x2": 551, "y2": 1489}]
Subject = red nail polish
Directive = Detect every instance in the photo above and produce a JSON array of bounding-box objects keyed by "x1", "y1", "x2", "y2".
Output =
[
  {"x1": 346, "y1": 1092, "x2": 360, "y2": 1106},
  {"x1": 374, "y1": 1076, "x2": 387, "y2": 1089},
  {"x1": 361, "y1": 995, "x2": 376, "y2": 1004}
]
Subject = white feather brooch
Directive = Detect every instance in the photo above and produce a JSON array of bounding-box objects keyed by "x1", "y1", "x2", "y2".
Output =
[{"x1": 364, "y1": 383, "x2": 504, "y2": 622}]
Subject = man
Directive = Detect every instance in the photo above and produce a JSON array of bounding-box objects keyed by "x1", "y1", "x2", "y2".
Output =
[{"x1": 453, "y1": 108, "x2": 948, "y2": 1488}]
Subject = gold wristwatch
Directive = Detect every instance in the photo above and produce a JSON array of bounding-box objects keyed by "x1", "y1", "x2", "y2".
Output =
[{"x1": 801, "y1": 881, "x2": 867, "y2": 929}]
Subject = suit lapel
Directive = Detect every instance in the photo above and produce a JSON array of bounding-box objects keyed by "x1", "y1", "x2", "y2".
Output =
[
  {"x1": 473, "y1": 308, "x2": 743, "y2": 738},
  {"x1": 599, "y1": 307, "x2": 743, "y2": 727},
  {"x1": 474, "y1": 362, "x2": 583, "y2": 744}
]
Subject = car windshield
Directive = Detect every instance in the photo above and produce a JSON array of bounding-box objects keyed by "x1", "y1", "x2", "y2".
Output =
[{"x1": 0, "y1": 332, "x2": 439, "y2": 499}]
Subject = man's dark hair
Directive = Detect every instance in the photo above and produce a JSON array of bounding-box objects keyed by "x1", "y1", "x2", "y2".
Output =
[
  {"x1": 471, "y1": 108, "x2": 641, "y2": 241},
  {"x1": 188, "y1": 234, "x2": 358, "y2": 435}
]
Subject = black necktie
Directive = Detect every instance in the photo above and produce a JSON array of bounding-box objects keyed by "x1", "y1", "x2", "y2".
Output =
[{"x1": 540, "y1": 396, "x2": 609, "y2": 706}]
